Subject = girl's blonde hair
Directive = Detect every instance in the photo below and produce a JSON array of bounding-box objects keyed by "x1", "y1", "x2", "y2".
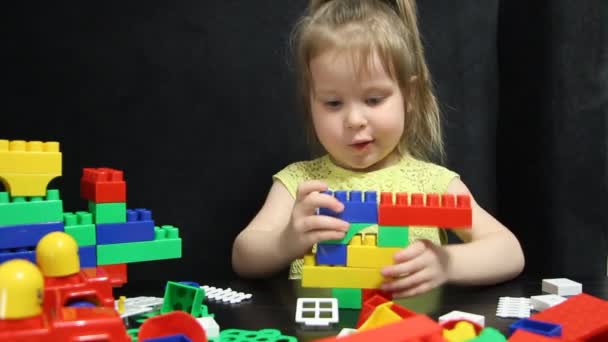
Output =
[{"x1": 291, "y1": 0, "x2": 444, "y2": 162}]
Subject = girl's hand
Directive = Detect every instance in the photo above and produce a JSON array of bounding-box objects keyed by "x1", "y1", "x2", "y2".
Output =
[
  {"x1": 281, "y1": 180, "x2": 349, "y2": 258},
  {"x1": 380, "y1": 239, "x2": 450, "y2": 298}
]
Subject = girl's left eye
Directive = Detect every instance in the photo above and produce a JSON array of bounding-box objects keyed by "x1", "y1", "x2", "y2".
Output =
[{"x1": 366, "y1": 97, "x2": 384, "y2": 106}]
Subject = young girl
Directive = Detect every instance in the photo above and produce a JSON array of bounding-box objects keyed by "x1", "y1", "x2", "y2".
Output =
[{"x1": 232, "y1": 0, "x2": 524, "y2": 298}]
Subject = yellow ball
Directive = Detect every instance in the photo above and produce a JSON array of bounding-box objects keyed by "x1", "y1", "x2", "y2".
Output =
[
  {"x1": 0, "y1": 259, "x2": 44, "y2": 319},
  {"x1": 36, "y1": 231, "x2": 80, "y2": 277}
]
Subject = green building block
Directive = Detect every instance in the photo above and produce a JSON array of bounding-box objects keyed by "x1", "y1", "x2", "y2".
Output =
[
  {"x1": 378, "y1": 226, "x2": 409, "y2": 247},
  {"x1": 0, "y1": 190, "x2": 63, "y2": 226},
  {"x1": 220, "y1": 329, "x2": 297, "y2": 342},
  {"x1": 332, "y1": 288, "x2": 362, "y2": 309},
  {"x1": 63, "y1": 211, "x2": 96, "y2": 246},
  {"x1": 96, "y1": 225, "x2": 181, "y2": 265},
  {"x1": 161, "y1": 281, "x2": 205, "y2": 317},
  {"x1": 88, "y1": 201, "x2": 126, "y2": 224},
  {"x1": 320, "y1": 223, "x2": 376, "y2": 245},
  {"x1": 469, "y1": 327, "x2": 506, "y2": 341}
]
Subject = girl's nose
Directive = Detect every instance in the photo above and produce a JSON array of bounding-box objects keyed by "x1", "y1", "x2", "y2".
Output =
[{"x1": 344, "y1": 105, "x2": 367, "y2": 129}]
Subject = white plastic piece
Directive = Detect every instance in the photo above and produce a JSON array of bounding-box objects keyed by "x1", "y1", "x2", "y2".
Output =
[
  {"x1": 496, "y1": 297, "x2": 530, "y2": 318},
  {"x1": 200, "y1": 285, "x2": 252, "y2": 304},
  {"x1": 196, "y1": 316, "x2": 220, "y2": 338},
  {"x1": 337, "y1": 328, "x2": 358, "y2": 337},
  {"x1": 438, "y1": 310, "x2": 485, "y2": 327},
  {"x1": 295, "y1": 298, "x2": 339, "y2": 327},
  {"x1": 114, "y1": 296, "x2": 164, "y2": 318},
  {"x1": 542, "y1": 278, "x2": 582, "y2": 296},
  {"x1": 530, "y1": 294, "x2": 567, "y2": 311}
]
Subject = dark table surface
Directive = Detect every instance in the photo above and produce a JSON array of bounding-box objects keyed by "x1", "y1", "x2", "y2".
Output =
[{"x1": 124, "y1": 275, "x2": 608, "y2": 341}]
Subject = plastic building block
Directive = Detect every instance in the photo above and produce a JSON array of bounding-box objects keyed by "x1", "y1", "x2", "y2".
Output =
[
  {"x1": 161, "y1": 281, "x2": 205, "y2": 317},
  {"x1": 358, "y1": 302, "x2": 403, "y2": 331},
  {"x1": 196, "y1": 316, "x2": 219, "y2": 339},
  {"x1": 0, "y1": 221, "x2": 64, "y2": 249},
  {"x1": 442, "y1": 320, "x2": 477, "y2": 341},
  {"x1": 361, "y1": 289, "x2": 392, "y2": 302},
  {"x1": 319, "y1": 223, "x2": 375, "y2": 245},
  {"x1": 331, "y1": 288, "x2": 362, "y2": 309},
  {"x1": 312, "y1": 314, "x2": 444, "y2": 342},
  {"x1": 531, "y1": 293, "x2": 608, "y2": 341},
  {"x1": 96, "y1": 225, "x2": 181, "y2": 265},
  {"x1": 439, "y1": 310, "x2": 485, "y2": 327},
  {"x1": 100, "y1": 263, "x2": 128, "y2": 286},
  {"x1": 0, "y1": 247, "x2": 36, "y2": 264},
  {"x1": 496, "y1": 297, "x2": 530, "y2": 318},
  {"x1": 63, "y1": 211, "x2": 96, "y2": 246},
  {"x1": 377, "y1": 226, "x2": 409, "y2": 247},
  {"x1": 542, "y1": 278, "x2": 582, "y2": 296},
  {"x1": 356, "y1": 294, "x2": 391, "y2": 328},
  {"x1": 316, "y1": 243, "x2": 347, "y2": 265},
  {"x1": 337, "y1": 328, "x2": 358, "y2": 337},
  {"x1": 88, "y1": 201, "x2": 126, "y2": 224},
  {"x1": 295, "y1": 298, "x2": 339, "y2": 327},
  {"x1": 508, "y1": 330, "x2": 559, "y2": 342},
  {"x1": 0, "y1": 259, "x2": 44, "y2": 319},
  {"x1": 318, "y1": 190, "x2": 378, "y2": 223},
  {"x1": 79, "y1": 245, "x2": 97, "y2": 268},
  {"x1": 114, "y1": 296, "x2": 163, "y2": 318},
  {"x1": 138, "y1": 311, "x2": 208, "y2": 342},
  {"x1": 530, "y1": 294, "x2": 566, "y2": 311},
  {"x1": 0, "y1": 139, "x2": 61, "y2": 196},
  {"x1": 468, "y1": 327, "x2": 506, "y2": 342},
  {"x1": 302, "y1": 265, "x2": 385, "y2": 288},
  {"x1": 81, "y1": 167, "x2": 127, "y2": 203},
  {"x1": 200, "y1": 285, "x2": 252, "y2": 304},
  {"x1": 219, "y1": 329, "x2": 297, "y2": 342},
  {"x1": 509, "y1": 318, "x2": 562, "y2": 337},
  {"x1": 143, "y1": 334, "x2": 193, "y2": 342},
  {"x1": 0, "y1": 190, "x2": 63, "y2": 227},
  {"x1": 378, "y1": 192, "x2": 472, "y2": 228},
  {"x1": 347, "y1": 236, "x2": 400, "y2": 268},
  {"x1": 96, "y1": 208, "x2": 155, "y2": 244}
]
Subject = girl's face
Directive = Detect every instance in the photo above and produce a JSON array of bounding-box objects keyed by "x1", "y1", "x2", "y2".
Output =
[{"x1": 309, "y1": 49, "x2": 405, "y2": 172}]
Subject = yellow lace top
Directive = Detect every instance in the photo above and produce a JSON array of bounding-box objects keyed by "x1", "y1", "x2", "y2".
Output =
[{"x1": 273, "y1": 154, "x2": 459, "y2": 279}]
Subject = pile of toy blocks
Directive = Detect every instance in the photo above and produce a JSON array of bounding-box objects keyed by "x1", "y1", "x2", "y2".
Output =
[
  {"x1": 301, "y1": 190, "x2": 472, "y2": 308},
  {"x1": 0, "y1": 138, "x2": 181, "y2": 268}
]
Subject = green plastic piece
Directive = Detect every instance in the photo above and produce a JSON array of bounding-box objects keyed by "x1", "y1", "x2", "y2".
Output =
[
  {"x1": 332, "y1": 288, "x2": 362, "y2": 309},
  {"x1": 63, "y1": 211, "x2": 96, "y2": 246},
  {"x1": 88, "y1": 201, "x2": 126, "y2": 224},
  {"x1": 378, "y1": 226, "x2": 409, "y2": 247},
  {"x1": 0, "y1": 190, "x2": 63, "y2": 226},
  {"x1": 320, "y1": 222, "x2": 375, "y2": 244},
  {"x1": 96, "y1": 225, "x2": 181, "y2": 265},
  {"x1": 469, "y1": 327, "x2": 507, "y2": 341},
  {"x1": 127, "y1": 328, "x2": 139, "y2": 342},
  {"x1": 219, "y1": 329, "x2": 297, "y2": 342},
  {"x1": 161, "y1": 281, "x2": 205, "y2": 317}
]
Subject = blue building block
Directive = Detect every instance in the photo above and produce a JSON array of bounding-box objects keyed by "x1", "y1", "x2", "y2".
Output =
[
  {"x1": 0, "y1": 221, "x2": 64, "y2": 249},
  {"x1": 142, "y1": 334, "x2": 192, "y2": 342},
  {"x1": 96, "y1": 208, "x2": 155, "y2": 244},
  {"x1": 0, "y1": 247, "x2": 36, "y2": 264},
  {"x1": 79, "y1": 245, "x2": 97, "y2": 268},
  {"x1": 509, "y1": 318, "x2": 562, "y2": 337},
  {"x1": 318, "y1": 190, "x2": 378, "y2": 223},
  {"x1": 316, "y1": 244, "x2": 347, "y2": 265}
]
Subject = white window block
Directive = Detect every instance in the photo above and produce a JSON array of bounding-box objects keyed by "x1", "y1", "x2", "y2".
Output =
[
  {"x1": 496, "y1": 297, "x2": 530, "y2": 318},
  {"x1": 295, "y1": 298, "x2": 339, "y2": 327},
  {"x1": 542, "y1": 278, "x2": 582, "y2": 296},
  {"x1": 196, "y1": 316, "x2": 220, "y2": 338},
  {"x1": 438, "y1": 310, "x2": 485, "y2": 327},
  {"x1": 530, "y1": 294, "x2": 567, "y2": 311}
]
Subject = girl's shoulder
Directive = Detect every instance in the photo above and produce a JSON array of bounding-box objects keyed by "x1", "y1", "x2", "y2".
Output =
[
  {"x1": 272, "y1": 155, "x2": 332, "y2": 197},
  {"x1": 394, "y1": 156, "x2": 459, "y2": 193}
]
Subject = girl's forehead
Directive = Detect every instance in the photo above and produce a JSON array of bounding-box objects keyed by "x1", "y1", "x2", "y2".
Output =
[{"x1": 310, "y1": 48, "x2": 395, "y2": 82}]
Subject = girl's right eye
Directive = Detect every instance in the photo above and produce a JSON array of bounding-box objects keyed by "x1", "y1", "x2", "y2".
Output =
[{"x1": 324, "y1": 100, "x2": 342, "y2": 109}]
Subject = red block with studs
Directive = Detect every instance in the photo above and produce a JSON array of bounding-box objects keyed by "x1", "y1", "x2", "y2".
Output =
[
  {"x1": 378, "y1": 192, "x2": 472, "y2": 228},
  {"x1": 80, "y1": 168, "x2": 127, "y2": 203}
]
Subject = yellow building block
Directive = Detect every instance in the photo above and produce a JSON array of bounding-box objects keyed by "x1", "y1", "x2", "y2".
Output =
[
  {"x1": 358, "y1": 302, "x2": 402, "y2": 331},
  {"x1": 443, "y1": 321, "x2": 477, "y2": 342},
  {"x1": 301, "y1": 265, "x2": 385, "y2": 288},
  {"x1": 0, "y1": 140, "x2": 61, "y2": 196},
  {"x1": 347, "y1": 245, "x2": 400, "y2": 268}
]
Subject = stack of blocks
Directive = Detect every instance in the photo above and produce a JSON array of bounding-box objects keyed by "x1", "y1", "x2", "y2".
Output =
[
  {"x1": 301, "y1": 190, "x2": 472, "y2": 308},
  {"x1": 0, "y1": 138, "x2": 181, "y2": 268}
]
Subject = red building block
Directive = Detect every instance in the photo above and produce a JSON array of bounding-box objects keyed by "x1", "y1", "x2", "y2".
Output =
[
  {"x1": 530, "y1": 293, "x2": 608, "y2": 341},
  {"x1": 313, "y1": 314, "x2": 446, "y2": 342},
  {"x1": 508, "y1": 329, "x2": 565, "y2": 341},
  {"x1": 81, "y1": 168, "x2": 127, "y2": 203},
  {"x1": 378, "y1": 192, "x2": 472, "y2": 228},
  {"x1": 362, "y1": 288, "x2": 392, "y2": 303},
  {"x1": 99, "y1": 263, "x2": 128, "y2": 287},
  {"x1": 138, "y1": 311, "x2": 208, "y2": 342},
  {"x1": 43, "y1": 267, "x2": 115, "y2": 312},
  {"x1": 50, "y1": 307, "x2": 131, "y2": 341}
]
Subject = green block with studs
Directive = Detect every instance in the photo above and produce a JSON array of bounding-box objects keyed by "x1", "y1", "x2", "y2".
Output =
[
  {"x1": 88, "y1": 201, "x2": 126, "y2": 224},
  {"x1": 0, "y1": 190, "x2": 63, "y2": 226},
  {"x1": 378, "y1": 226, "x2": 409, "y2": 247},
  {"x1": 161, "y1": 281, "x2": 205, "y2": 317},
  {"x1": 63, "y1": 211, "x2": 96, "y2": 246},
  {"x1": 96, "y1": 225, "x2": 181, "y2": 265},
  {"x1": 332, "y1": 287, "x2": 362, "y2": 309}
]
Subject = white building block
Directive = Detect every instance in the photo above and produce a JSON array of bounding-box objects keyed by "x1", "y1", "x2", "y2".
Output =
[
  {"x1": 337, "y1": 328, "x2": 358, "y2": 337},
  {"x1": 439, "y1": 310, "x2": 485, "y2": 327},
  {"x1": 542, "y1": 278, "x2": 582, "y2": 296},
  {"x1": 496, "y1": 297, "x2": 530, "y2": 318},
  {"x1": 196, "y1": 316, "x2": 220, "y2": 339},
  {"x1": 200, "y1": 285, "x2": 252, "y2": 304},
  {"x1": 530, "y1": 294, "x2": 567, "y2": 311},
  {"x1": 114, "y1": 296, "x2": 164, "y2": 318},
  {"x1": 295, "y1": 298, "x2": 339, "y2": 327}
]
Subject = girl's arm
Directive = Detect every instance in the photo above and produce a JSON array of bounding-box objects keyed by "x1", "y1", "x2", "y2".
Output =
[{"x1": 444, "y1": 177, "x2": 525, "y2": 284}]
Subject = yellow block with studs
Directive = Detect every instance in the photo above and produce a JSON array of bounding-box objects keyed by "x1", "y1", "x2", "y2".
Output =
[
  {"x1": 347, "y1": 234, "x2": 400, "y2": 268},
  {"x1": 443, "y1": 321, "x2": 477, "y2": 342},
  {"x1": 0, "y1": 139, "x2": 62, "y2": 196},
  {"x1": 302, "y1": 265, "x2": 385, "y2": 288}
]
